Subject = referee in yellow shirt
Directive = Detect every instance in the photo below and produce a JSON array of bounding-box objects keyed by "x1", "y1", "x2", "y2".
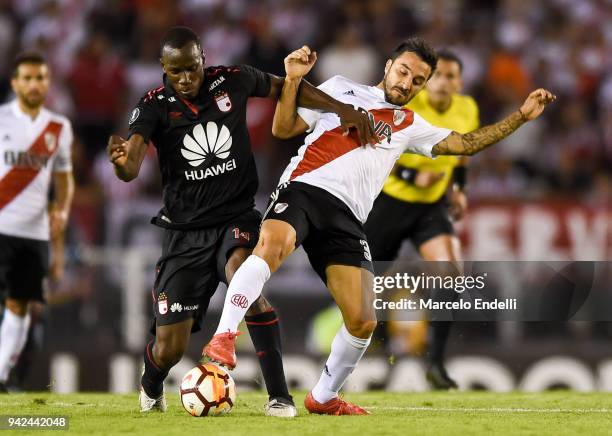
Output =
[{"x1": 365, "y1": 50, "x2": 479, "y2": 389}]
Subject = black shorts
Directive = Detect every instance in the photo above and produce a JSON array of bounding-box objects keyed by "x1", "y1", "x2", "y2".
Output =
[
  {"x1": 0, "y1": 232, "x2": 49, "y2": 302},
  {"x1": 152, "y1": 208, "x2": 261, "y2": 333},
  {"x1": 365, "y1": 191, "x2": 454, "y2": 262},
  {"x1": 264, "y1": 182, "x2": 374, "y2": 284}
]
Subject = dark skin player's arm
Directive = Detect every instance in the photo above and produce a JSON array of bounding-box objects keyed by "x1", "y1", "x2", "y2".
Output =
[
  {"x1": 267, "y1": 75, "x2": 378, "y2": 146},
  {"x1": 107, "y1": 133, "x2": 148, "y2": 182}
]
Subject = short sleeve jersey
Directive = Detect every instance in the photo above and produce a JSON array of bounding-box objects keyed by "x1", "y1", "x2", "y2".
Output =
[
  {"x1": 128, "y1": 65, "x2": 271, "y2": 229},
  {"x1": 0, "y1": 101, "x2": 73, "y2": 240},
  {"x1": 277, "y1": 75, "x2": 452, "y2": 223}
]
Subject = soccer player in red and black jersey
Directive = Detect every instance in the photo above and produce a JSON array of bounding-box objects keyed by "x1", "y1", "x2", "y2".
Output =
[{"x1": 107, "y1": 26, "x2": 377, "y2": 416}]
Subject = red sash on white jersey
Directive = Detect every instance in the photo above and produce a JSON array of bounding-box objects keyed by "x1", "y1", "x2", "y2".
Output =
[
  {"x1": 0, "y1": 121, "x2": 63, "y2": 211},
  {"x1": 290, "y1": 108, "x2": 415, "y2": 180}
]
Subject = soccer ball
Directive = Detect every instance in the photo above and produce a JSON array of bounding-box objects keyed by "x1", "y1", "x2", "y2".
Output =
[{"x1": 179, "y1": 363, "x2": 236, "y2": 416}]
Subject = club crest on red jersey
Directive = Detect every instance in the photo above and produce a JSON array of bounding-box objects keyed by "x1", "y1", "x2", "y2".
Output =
[
  {"x1": 44, "y1": 132, "x2": 57, "y2": 152},
  {"x1": 215, "y1": 91, "x2": 232, "y2": 112},
  {"x1": 393, "y1": 109, "x2": 406, "y2": 126}
]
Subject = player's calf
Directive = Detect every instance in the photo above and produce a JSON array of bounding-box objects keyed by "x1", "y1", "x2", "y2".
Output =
[
  {"x1": 141, "y1": 341, "x2": 169, "y2": 402},
  {"x1": 205, "y1": 221, "x2": 298, "y2": 368},
  {"x1": 152, "y1": 337, "x2": 186, "y2": 369},
  {"x1": 141, "y1": 320, "x2": 191, "y2": 405}
]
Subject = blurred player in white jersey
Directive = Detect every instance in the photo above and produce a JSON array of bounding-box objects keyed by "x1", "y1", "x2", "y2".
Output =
[
  {"x1": 0, "y1": 53, "x2": 74, "y2": 392},
  {"x1": 204, "y1": 38, "x2": 555, "y2": 414}
]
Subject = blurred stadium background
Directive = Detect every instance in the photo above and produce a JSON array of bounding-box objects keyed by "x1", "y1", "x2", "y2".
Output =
[{"x1": 0, "y1": 0, "x2": 611, "y2": 394}]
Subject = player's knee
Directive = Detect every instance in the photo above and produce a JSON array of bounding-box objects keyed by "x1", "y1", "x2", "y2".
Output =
[
  {"x1": 255, "y1": 228, "x2": 295, "y2": 272},
  {"x1": 344, "y1": 318, "x2": 377, "y2": 339},
  {"x1": 153, "y1": 339, "x2": 186, "y2": 369},
  {"x1": 5, "y1": 298, "x2": 28, "y2": 317}
]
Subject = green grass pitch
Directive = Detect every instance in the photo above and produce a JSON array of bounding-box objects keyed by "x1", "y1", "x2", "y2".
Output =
[{"x1": 1, "y1": 391, "x2": 611, "y2": 435}]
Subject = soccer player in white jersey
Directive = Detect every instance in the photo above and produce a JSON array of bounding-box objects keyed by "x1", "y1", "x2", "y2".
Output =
[
  {"x1": 204, "y1": 38, "x2": 555, "y2": 414},
  {"x1": 0, "y1": 53, "x2": 74, "y2": 392}
]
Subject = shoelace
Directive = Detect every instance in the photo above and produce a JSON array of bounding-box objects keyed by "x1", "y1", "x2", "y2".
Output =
[
  {"x1": 226, "y1": 330, "x2": 242, "y2": 340},
  {"x1": 211, "y1": 330, "x2": 242, "y2": 342},
  {"x1": 269, "y1": 400, "x2": 293, "y2": 409},
  {"x1": 142, "y1": 396, "x2": 162, "y2": 410},
  {"x1": 141, "y1": 388, "x2": 164, "y2": 408}
]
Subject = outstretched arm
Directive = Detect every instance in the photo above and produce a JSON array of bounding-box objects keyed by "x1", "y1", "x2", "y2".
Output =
[
  {"x1": 269, "y1": 46, "x2": 378, "y2": 145},
  {"x1": 432, "y1": 89, "x2": 556, "y2": 156}
]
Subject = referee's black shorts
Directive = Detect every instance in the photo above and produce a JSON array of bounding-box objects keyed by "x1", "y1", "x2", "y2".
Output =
[{"x1": 364, "y1": 191, "x2": 454, "y2": 263}]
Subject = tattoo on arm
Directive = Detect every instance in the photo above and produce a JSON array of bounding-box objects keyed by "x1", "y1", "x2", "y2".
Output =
[{"x1": 432, "y1": 110, "x2": 527, "y2": 156}]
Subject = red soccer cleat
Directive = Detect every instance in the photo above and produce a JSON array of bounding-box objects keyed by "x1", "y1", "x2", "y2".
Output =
[
  {"x1": 304, "y1": 392, "x2": 370, "y2": 416},
  {"x1": 202, "y1": 331, "x2": 241, "y2": 369}
]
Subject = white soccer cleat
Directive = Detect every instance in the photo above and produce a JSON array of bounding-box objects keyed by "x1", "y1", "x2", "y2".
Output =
[
  {"x1": 264, "y1": 397, "x2": 298, "y2": 417},
  {"x1": 139, "y1": 386, "x2": 167, "y2": 413}
]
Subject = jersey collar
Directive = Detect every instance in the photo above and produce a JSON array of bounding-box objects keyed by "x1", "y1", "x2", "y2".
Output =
[
  {"x1": 10, "y1": 100, "x2": 47, "y2": 122},
  {"x1": 370, "y1": 85, "x2": 385, "y2": 100},
  {"x1": 369, "y1": 85, "x2": 398, "y2": 108},
  {"x1": 11, "y1": 100, "x2": 28, "y2": 118},
  {"x1": 163, "y1": 75, "x2": 200, "y2": 117}
]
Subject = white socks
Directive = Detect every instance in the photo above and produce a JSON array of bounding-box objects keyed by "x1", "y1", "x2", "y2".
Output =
[
  {"x1": 0, "y1": 308, "x2": 31, "y2": 383},
  {"x1": 311, "y1": 324, "x2": 371, "y2": 403},
  {"x1": 215, "y1": 255, "x2": 271, "y2": 335}
]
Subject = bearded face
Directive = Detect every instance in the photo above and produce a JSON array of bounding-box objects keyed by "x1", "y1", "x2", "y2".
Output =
[{"x1": 381, "y1": 51, "x2": 432, "y2": 106}]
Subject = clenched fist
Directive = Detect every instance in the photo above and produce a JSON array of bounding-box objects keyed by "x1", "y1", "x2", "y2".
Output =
[
  {"x1": 107, "y1": 134, "x2": 128, "y2": 167},
  {"x1": 519, "y1": 88, "x2": 556, "y2": 121},
  {"x1": 284, "y1": 45, "x2": 317, "y2": 80}
]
